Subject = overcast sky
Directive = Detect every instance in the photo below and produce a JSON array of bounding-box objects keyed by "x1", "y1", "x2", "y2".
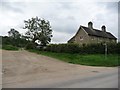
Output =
[{"x1": 0, "y1": 0, "x2": 119, "y2": 43}]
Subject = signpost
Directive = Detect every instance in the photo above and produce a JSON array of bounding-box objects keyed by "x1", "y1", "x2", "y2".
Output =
[{"x1": 104, "y1": 43, "x2": 107, "y2": 60}]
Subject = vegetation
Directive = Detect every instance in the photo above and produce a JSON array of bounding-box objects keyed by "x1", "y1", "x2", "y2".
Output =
[
  {"x1": 45, "y1": 43, "x2": 119, "y2": 54},
  {"x1": 24, "y1": 17, "x2": 52, "y2": 47},
  {"x1": 2, "y1": 35, "x2": 29, "y2": 48},
  {"x1": 2, "y1": 28, "x2": 30, "y2": 48},
  {"x1": 2, "y1": 45, "x2": 19, "y2": 50},
  {"x1": 25, "y1": 42, "x2": 36, "y2": 50},
  {"x1": 29, "y1": 49, "x2": 119, "y2": 67},
  {"x1": 2, "y1": 29, "x2": 20, "y2": 50},
  {"x1": 2, "y1": 16, "x2": 53, "y2": 50},
  {"x1": 45, "y1": 43, "x2": 80, "y2": 53},
  {"x1": 8, "y1": 28, "x2": 21, "y2": 39},
  {"x1": 1, "y1": 16, "x2": 119, "y2": 67}
]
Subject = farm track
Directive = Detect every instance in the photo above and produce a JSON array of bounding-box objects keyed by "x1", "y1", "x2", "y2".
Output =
[{"x1": 2, "y1": 50, "x2": 118, "y2": 88}]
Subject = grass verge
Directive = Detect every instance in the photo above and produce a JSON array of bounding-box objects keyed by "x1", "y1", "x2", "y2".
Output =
[
  {"x1": 2, "y1": 45, "x2": 19, "y2": 51},
  {"x1": 28, "y1": 49, "x2": 119, "y2": 67}
]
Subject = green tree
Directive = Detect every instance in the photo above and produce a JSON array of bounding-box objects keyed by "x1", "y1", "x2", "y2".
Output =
[
  {"x1": 8, "y1": 28, "x2": 21, "y2": 39},
  {"x1": 8, "y1": 28, "x2": 21, "y2": 47},
  {"x1": 24, "y1": 17, "x2": 52, "y2": 47}
]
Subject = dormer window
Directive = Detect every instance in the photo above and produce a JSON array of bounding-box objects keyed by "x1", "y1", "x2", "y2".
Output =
[{"x1": 80, "y1": 36, "x2": 83, "y2": 40}]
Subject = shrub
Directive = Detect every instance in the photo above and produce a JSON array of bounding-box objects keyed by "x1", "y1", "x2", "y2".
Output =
[
  {"x1": 45, "y1": 43, "x2": 119, "y2": 54},
  {"x1": 46, "y1": 43, "x2": 80, "y2": 53},
  {"x1": 2, "y1": 45, "x2": 19, "y2": 50},
  {"x1": 25, "y1": 42, "x2": 36, "y2": 50},
  {"x1": 116, "y1": 42, "x2": 120, "y2": 54},
  {"x1": 66, "y1": 43, "x2": 80, "y2": 53},
  {"x1": 81, "y1": 44, "x2": 104, "y2": 54}
]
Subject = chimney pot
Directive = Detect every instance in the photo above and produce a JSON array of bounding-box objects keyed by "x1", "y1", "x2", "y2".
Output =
[
  {"x1": 101, "y1": 25, "x2": 106, "y2": 32},
  {"x1": 88, "y1": 21, "x2": 93, "y2": 29}
]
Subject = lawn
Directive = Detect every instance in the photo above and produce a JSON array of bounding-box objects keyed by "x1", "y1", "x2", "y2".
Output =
[{"x1": 29, "y1": 49, "x2": 119, "y2": 67}]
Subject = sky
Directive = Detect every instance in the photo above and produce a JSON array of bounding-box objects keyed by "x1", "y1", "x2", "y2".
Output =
[{"x1": 0, "y1": 0, "x2": 119, "y2": 43}]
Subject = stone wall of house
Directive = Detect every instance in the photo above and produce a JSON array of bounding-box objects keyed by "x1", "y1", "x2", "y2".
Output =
[
  {"x1": 73, "y1": 28, "x2": 90, "y2": 45},
  {"x1": 89, "y1": 36, "x2": 117, "y2": 44},
  {"x1": 68, "y1": 37, "x2": 75, "y2": 43},
  {"x1": 68, "y1": 28, "x2": 117, "y2": 45}
]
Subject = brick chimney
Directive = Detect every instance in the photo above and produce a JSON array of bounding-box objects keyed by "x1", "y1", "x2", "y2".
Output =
[
  {"x1": 101, "y1": 25, "x2": 106, "y2": 32},
  {"x1": 88, "y1": 21, "x2": 93, "y2": 29}
]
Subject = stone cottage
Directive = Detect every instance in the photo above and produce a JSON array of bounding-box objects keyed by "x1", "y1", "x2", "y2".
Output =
[{"x1": 68, "y1": 21, "x2": 117, "y2": 45}]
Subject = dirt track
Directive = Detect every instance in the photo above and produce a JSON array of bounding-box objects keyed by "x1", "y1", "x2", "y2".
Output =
[{"x1": 2, "y1": 50, "x2": 118, "y2": 88}]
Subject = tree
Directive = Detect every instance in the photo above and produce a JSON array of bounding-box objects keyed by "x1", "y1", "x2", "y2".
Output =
[
  {"x1": 2, "y1": 36, "x2": 12, "y2": 45},
  {"x1": 8, "y1": 28, "x2": 21, "y2": 39},
  {"x1": 24, "y1": 17, "x2": 52, "y2": 47},
  {"x1": 7, "y1": 28, "x2": 21, "y2": 47}
]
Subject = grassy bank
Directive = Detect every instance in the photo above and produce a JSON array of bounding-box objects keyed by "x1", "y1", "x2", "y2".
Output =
[
  {"x1": 29, "y1": 49, "x2": 119, "y2": 67},
  {"x1": 2, "y1": 45, "x2": 19, "y2": 51}
]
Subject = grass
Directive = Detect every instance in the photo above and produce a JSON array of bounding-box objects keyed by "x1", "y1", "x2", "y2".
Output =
[
  {"x1": 2, "y1": 45, "x2": 19, "y2": 51},
  {"x1": 28, "y1": 49, "x2": 119, "y2": 67}
]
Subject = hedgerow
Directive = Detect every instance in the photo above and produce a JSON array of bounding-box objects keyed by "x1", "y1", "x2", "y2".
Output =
[{"x1": 45, "y1": 43, "x2": 119, "y2": 54}]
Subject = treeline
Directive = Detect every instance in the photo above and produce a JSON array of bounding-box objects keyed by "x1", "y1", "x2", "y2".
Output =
[
  {"x1": 1, "y1": 35, "x2": 30, "y2": 50},
  {"x1": 40, "y1": 43, "x2": 120, "y2": 54},
  {"x1": 1, "y1": 16, "x2": 119, "y2": 54},
  {"x1": 2, "y1": 36, "x2": 29, "y2": 47},
  {"x1": 1, "y1": 16, "x2": 53, "y2": 50}
]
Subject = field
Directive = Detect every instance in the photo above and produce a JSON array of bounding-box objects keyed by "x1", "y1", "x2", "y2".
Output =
[{"x1": 29, "y1": 49, "x2": 119, "y2": 67}]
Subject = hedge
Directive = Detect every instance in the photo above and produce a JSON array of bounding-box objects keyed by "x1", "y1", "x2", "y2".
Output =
[
  {"x1": 2, "y1": 45, "x2": 19, "y2": 50},
  {"x1": 25, "y1": 42, "x2": 36, "y2": 50},
  {"x1": 45, "y1": 43, "x2": 120, "y2": 54},
  {"x1": 46, "y1": 43, "x2": 80, "y2": 53}
]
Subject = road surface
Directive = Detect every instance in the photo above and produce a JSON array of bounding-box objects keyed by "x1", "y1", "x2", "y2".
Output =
[{"x1": 2, "y1": 50, "x2": 118, "y2": 88}]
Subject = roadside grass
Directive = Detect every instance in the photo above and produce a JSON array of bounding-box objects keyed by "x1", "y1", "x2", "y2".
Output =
[
  {"x1": 29, "y1": 49, "x2": 119, "y2": 67},
  {"x1": 2, "y1": 45, "x2": 19, "y2": 51}
]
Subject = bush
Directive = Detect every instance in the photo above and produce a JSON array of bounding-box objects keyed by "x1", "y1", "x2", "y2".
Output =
[
  {"x1": 25, "y1": 42, "x2": 36, "y2": 50},
  {"x1": 80, "y1": 44, "x2": 104, "y2": 54},
  {"x1": 2, "y1": 45, "x2": 19, "y2": 50},
  {"x1": 45, "y1": 43, "x2": 119, "y2": 54},
  {"x1": 116, "y1": 42, "x2": 120, "y2": 54},
  {"x1": 46, "y1": 43, "x2": 80, "y2": 53}
]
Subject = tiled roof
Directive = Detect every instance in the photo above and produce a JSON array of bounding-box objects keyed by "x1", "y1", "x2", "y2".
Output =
[{"x1": 81, "y1": 26, "x2": 117, "y2": 39}]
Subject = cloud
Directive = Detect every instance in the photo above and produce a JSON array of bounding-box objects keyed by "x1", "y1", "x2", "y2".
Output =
[
  {"x1": 0, "y1": 1, "x2": 118, "y2": 43},
  {"x1": 51, "y1": 31, "x2": 72, "y2": 44},
  {"x1": 1, "y1": 1, "x2": 24, "y2": 13}
]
